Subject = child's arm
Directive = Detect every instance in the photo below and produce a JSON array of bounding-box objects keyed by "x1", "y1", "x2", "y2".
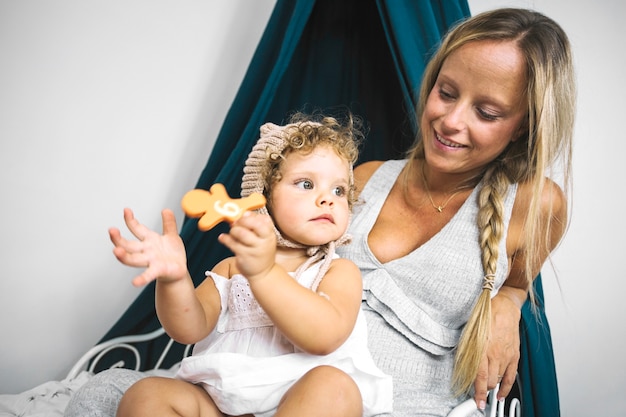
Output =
[
  {"x1": 254, "y1": 258, "x2": 362, "y2": 355},
  {"x1": 109, "y1": 208, "x2": 220, "y2": 345},
  {"x1": 218, "y1": 212, "x2": 362, "y2": 355}
]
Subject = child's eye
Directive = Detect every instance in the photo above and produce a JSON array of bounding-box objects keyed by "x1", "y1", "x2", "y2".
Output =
[
  {"x1": 332, "y1": 186, "x2": 346, "y2": 197},
  {"x1": 296, "y1": 179, "x2": 314, "y2": 190}
]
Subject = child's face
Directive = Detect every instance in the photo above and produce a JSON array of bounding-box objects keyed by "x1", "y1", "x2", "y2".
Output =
[{"x1": 270, "y1": 144, "x2": 351, "y2": 247}]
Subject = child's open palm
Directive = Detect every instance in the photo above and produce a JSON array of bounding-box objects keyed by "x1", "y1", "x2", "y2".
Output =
[{"x1": 109, "y1": 208, "x2": 188, "y2": 287}]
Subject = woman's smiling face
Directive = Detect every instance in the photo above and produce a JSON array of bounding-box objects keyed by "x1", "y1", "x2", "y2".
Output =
[{"x1": 421, "y1": 40, "x2": 528, "y2": 177}]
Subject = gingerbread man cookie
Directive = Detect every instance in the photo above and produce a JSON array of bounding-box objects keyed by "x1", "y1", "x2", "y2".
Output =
[{"x1": 181, "y1": 183, "x2": 266, "y2": 231}]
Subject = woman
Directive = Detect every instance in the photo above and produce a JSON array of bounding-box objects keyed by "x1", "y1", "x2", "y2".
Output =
[
  {"x1": 336, "y1": 7, "x2": 575, "y2": 416},
  {"x1": 64, "y1": 7, "x2": 575, "y2": 417}
]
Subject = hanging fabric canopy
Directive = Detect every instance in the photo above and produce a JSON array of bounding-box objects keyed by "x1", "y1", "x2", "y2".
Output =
[{"x1": 97, "y1": 1, "x2": 559, "y2": 415}]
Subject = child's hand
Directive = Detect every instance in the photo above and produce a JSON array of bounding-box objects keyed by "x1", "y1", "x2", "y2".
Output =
[
  {"x1": 109, "y1": 208, "x2": 188, "y2": 287},
  {"x1": 218, "y1": 212, "x2": 277, "y2": 281}
]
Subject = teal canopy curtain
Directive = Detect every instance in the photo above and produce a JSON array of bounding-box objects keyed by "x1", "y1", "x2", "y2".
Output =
[
  {"x1": 518, "y1": 275, "x2": 561, "y2": 417},
  {"x1": 96, "y1": 1, "x2": 559, "y2": 415},
  {"x1": 98, "y1": 0, "x2": 469, "y2": 359}
]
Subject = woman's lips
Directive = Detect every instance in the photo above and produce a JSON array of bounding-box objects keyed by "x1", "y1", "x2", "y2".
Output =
[{"x1": 435, "y1": 132, "x2": 465, "y2": 148}]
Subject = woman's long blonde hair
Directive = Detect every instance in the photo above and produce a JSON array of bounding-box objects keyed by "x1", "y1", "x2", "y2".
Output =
[{"x1": 406, "y1": 8, "x2": 576, "y2": 395}]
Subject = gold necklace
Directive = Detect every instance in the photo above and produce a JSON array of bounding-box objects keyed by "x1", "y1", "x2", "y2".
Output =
[{"x1": 420, "y1": 162, "x2": 465, "y2": 213}]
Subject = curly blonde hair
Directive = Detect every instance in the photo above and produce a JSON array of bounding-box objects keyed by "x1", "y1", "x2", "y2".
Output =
[{"x1": 262, "y1": 112, "x2": 362, "y2": 210}]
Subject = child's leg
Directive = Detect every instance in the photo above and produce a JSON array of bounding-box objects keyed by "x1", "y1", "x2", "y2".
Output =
[
  {"x1": 275, "y1": 365, "x2": 363, "y2": 417},
  {"x1": 64, "y1": 369, "x2": 145, "y2": 417},
  {"x1": 116, "y1": 376, "x2": 223, "y2": 417}
]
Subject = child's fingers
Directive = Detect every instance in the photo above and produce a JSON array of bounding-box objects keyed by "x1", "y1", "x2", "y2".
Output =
[
  {"x1": 109, "y1": 227, "x2": 145, "y2": 254},
  {"x1": 131, "y1": 272, "x2": 156, "y2": 287},
  {"x1": 108, "y1": 227, "x2": 123, "y2": 245},
  {"x1": 217, "y1": 230, "x2": 256, "y2": 257},
  {"x1": 228, "y1": 223, "x2": 260, "y2": 245},
  {"x1": 112, "y1": 245, "x2": 148, "y2": 268},
  {"x1": 161, "y1": 209, "x2": 179, "y2": 236},
  {"x1": 232, "y1": 212, "x2": 274, "y2": 239},
  {"x1": 122, "y1": 208, "x2": 151, "y2": 241}
]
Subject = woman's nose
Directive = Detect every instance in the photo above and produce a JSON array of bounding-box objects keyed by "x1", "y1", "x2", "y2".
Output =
[{"x1": 441, "y1": 103, "x2": 467, "y2": 132}]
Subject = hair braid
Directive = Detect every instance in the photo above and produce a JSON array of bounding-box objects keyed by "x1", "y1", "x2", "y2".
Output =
[{"x1": 452, "y1": 166, "x2": 509, "y2": 395}]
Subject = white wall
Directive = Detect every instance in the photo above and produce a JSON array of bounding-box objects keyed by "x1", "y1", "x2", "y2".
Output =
[
  {"x1": 0, "y1": 0, "x2": 276, "y2": 392},
  {"x1": 1, "y1": 1, "x2": 624, "y2": 416}
]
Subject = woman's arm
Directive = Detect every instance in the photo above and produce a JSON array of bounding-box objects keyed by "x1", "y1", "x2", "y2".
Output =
[{"x1": 474, "y1": 178, "x2": 568, "y2": 405}]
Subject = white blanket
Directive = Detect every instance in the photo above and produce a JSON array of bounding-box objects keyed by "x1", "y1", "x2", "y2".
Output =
[{"x1": 0, "y1": 371, "x2": 92, "y2": 417}]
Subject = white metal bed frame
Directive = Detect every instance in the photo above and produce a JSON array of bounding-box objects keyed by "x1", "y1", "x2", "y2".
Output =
[{"x1": 66, "y1": 327, "x2": 192, "y2": 380}]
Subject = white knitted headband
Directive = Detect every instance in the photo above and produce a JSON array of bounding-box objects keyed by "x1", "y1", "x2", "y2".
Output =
[{"x1": 241, "y1": 122, "x2": 302, "y2": 204}]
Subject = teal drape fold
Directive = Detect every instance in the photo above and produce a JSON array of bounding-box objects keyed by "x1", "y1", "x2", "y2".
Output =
[
  {"x1": 519, "y1": 275, "x2": 561, "y2": 417},
  {"x1": 376, "y1": 0, "x2": 470, "y2": 132},
  {"x1": 96, "y1": 1, "x2": 560, "y2": 415}
]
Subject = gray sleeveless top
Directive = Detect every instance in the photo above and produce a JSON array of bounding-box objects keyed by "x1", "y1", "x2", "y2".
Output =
[{"x1": 337, "y1": 159, "x2": 517, "y2": 416}]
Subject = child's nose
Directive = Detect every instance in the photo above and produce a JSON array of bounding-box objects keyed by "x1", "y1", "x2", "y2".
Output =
[{"x1": 317, "y1": 192, "x2": 334, "y2": 207}]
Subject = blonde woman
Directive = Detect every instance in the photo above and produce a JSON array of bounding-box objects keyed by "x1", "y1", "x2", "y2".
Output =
[{"x1": 336, "y1": 7, "x2": 575, "y2": 416}]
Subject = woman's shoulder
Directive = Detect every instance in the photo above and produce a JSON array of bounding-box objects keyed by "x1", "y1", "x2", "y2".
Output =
[
  {"x1": 509, "y1": 177, "x2": 568, "y2": 252},
  {"x1": 353, "y1": 160, "x2": 385, "y2": 193},
  {"x1": 514, "y1": 177, "x2": 567, "y2": 221}
]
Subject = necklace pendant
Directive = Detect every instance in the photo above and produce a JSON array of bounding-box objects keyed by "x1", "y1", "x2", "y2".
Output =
[{"x1": 436, "y1": 206, "x2": 443, "y2": 213}]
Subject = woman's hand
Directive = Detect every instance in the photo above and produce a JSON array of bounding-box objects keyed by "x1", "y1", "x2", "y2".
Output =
[
  {"x1": 109, "y1": 208, "x2": 188, "y2": 287},
  {"x1": 473, "y1": 286, "x2": 525, "y2": 408}
]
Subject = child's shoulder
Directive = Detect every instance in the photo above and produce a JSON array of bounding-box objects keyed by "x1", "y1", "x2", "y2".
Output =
[
  {"x1": 211, "y1": 256, "x2": 239, "y2": 278},
  {"x1": 326, "y1": 256, "x2": 361, "y2": 279}
]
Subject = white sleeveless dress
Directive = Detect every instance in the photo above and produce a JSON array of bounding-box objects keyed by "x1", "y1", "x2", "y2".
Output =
[{"x1": 176, "y1": 255, "x2": 393, "y2": 417}]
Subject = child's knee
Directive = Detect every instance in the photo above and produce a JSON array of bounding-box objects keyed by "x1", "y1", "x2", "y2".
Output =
[
  {"x1": 118, "y1": 376, "x2": 222, "y2": 417},
  {"x1": 117, "y1": 377, "x2": 168, "y2": 416},
  {"x1": 312, "y1": 366, "x2": 362, "y2": 406},
  {"x1": 278, "y1": 366, "x2": 362, "y2": 417}
]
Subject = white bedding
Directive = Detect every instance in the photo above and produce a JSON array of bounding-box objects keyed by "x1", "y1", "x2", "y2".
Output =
[
  {"x1": 0, "y1": 327, "x2": 187, "y2": 417},
  {"x1": 0, "y1": 371, "x2": 92, "y2": 417},
  {"x1": 0, "y1": 367, "x2": 178, "y2": 417}
]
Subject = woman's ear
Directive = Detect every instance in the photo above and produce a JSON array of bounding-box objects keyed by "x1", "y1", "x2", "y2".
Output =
[{"x1": 511, "y1": 121, "x2": 529, "y2": 143}]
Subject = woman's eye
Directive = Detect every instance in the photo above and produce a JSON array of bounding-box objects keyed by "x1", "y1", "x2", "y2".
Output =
[
  {"x1": 332, "y1": 186, "x2": 346, "y2": 197},
  {"x1": 296, "y1": 179, "x2": 314, "y2": 190},
  {"x1": 477, "y1": 108, "x2": 499, "y2": 121},
  {"x1": 438, "y1": 87, "x2": 455, "y2": 100}
]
